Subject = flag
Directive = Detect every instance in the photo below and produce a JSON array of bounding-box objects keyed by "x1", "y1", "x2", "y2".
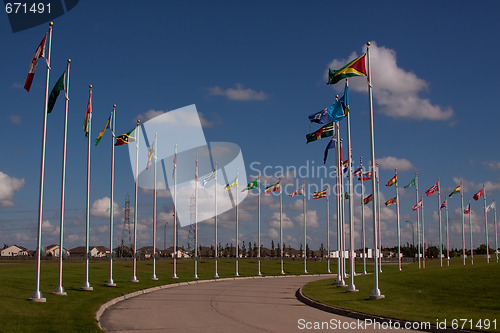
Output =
[
  {"x1": 363, "y1": 194, "x2": 373, "y2": 205},
  {"x1": 440, "y1": 200, "x2": 446, "y2": 209},
  {"x1": 404, "y1": 178, "x2": 416, "y2": 189},
  {"x1": 487, "y1": 201, "x2": 496, "y2": 212},
  {"x1": 289, "y1": 189, "x2": 303, "y2": 197},
  {"x1": 412, "y1": 199, "x2": 423, "y2": 211},
  {"x1": 115, "y1": 128, "x2": 135, "y2": 146},
  {"x1": 146, "y1": 138, "x2": 155, "y2": 170},
  {"x1": 83, "y1": 91, "x2": 92, "y2": 136},
  {"x1": 172, "y1": 152, "x2": 177, "y2": 179},
  {"x1": 195, "y1": 158, "x2": 198, "y2": 181},
  {"x1": 308, "y1": 108, "x2": 333, "y2": 124},
  {"x1": 47, "y1": 71, "x2": 65, "y2": 113},
  {"x1": 353, "y1": 165, "x2": 363, "y2": 177},
  {"x1": 313, "y1": 189, "x2": 327, "y2": 199},
  {"x1": 95, "y1": 113, "x2": 111, "y2": 146},
  {"x1": 242, "y1": 179, "x2": 258, "y2": 192},
  {"x1": 24, "y1": 34, "x2": 47, "y2": 92},
  {"x1": 265, "y1": 181, "x2": 280, "y2": 194},
  {"x1": 473, "y1": 188, "x2": 484, "y2": 201},
  {"x1": 323, "y1": 137, "x2": 336, "y2": 164},
  {"x1": 449, "y1": 185, "x2": 461, "y2": 198},
  {"x1": 464, "y1": 203, "x2": 470, "y2": 214},
  {"x1": 344, "y1": 192, "x2": 350, "y2": 200},
  {"x1": 306, "y1": 122, "x2": 334, "y2": 143},
  {"x1": 326, "y1": 84, "x2": 349, "y2": 122},
  {"x1": 342, "y1": 159, "x2": 349, "y2": 174},
  {"x1": 358, "y1": 171, "x2": 373, "y2": 181},
  {"x1": 385, "y1": 197, "x2": 397, "y2": 206},
  {"x1": 327, "y1": 54, "x2": 367, "y2": 85},
  {"x1": 425, "y1": 182, "x2": 439, "y2": 196},
  {"x1": 386, "y1": 174, "x2": 397, "y2": 187},
  {"x1": 224, "y1": 178, "x2": 238, "y2": 191},
  {"x1": 203, "y1": 170, "x2": 216, "y2": 186}
]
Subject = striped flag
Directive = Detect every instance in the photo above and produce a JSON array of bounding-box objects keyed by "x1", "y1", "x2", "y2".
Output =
[
  {"x1": 353, "y1": 165, "x2": 363, "y2": 177},
  {"x1": 83, "y1": 90, "x2": 92, "y2": 136},
  {"x1": 313, "y1": 189, "x2": 327, "y2": 199},
  {"x1": 327, "y1": 54, "x2": 367, "y2": 85},
  {"x1": 412, "y1": 199, "x2": 423, "y2": 211},
  {"x1": 425, "y1": 182, "x2": 439, "y2": 196},
  {"x1": 95, "y1": 113, "x2": 111, "y2": 146},
  {"x1": 385, "y1": 196, "x2": 397, "y2": 206},
  {"x1": 289, "y1": 189, "x2": 303, "y2": 197},
  {"x1": 24, "y1": 34, "x2": 47, "y2": 92},
  {"x1": 363, "y1": 194, "x2": 373, "y2": 205},
  {"x1": 449, "y1": 185, "x2": 461, "y2": 198},
  {"x1": 440, "y1": 200, "x2": 446, "y2": 209},
  {"x1": 146, "y1": 137, "x2": 155, "y2": 170},
  {"x1": 265, "y1": 182, "x2": 280, "y2": 194},
  {"x1": 203, "y1": 170, "x2": 216, "y2": 186},
  {"x1": 386, "y1": 174, "x2": 397, "y2": 187}
]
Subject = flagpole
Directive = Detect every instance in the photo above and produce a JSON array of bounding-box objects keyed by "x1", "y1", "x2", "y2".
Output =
[
  {"x1": 335, "y1": 126, "x2": 345, "y2": 286},
  {"x1": 172, "y1": 144, "x2": 178, "y2": 279},
  {"x1": 494, "y1": 199, "x2": 498, "y2": 262},
  {"x1": 54, "y1": 59, "x2": 70, "y2": 296},
  {"x1": 31, "y1": 21, "x2": 53, "y2": 302},
  {"x1": 346, "y1": 81, "x2": 357, "y2": 291},
  {"x1": 326, "y1": 184, "x2": 331, "y2": 273},
  {"x1": 446, "y1": 198, "x2": 450, "y2": 266},
  {"x1": 194, "y1": 155, "x2": 199, "y2": 279},
  {"x1": 280, "y1": 177, "x2": 284, "y2": 275},
  {"x1": 361, "y1": 157, "x2": 366, "y2": 274},
  {"x1": 235, "y1": 168, "x2": 240, "y2": 276},
  {"x1": 82, "y1": 85, "x2": 94, "y2": 291},
  {"x1": 214, "y1": 161, "x2": 219, "y2": 278},
  {"x1": 396, "y1": 168, "x2": 401, "y2": 271},
  {"x1": 130, "y1": 120, "x2": 140, "y2": 283},
  {"x1": 421, "y1": 195, "x2": 425, "y2": 268},
  {"x1": 303, "y1": 180, "x2": 307, "y2": 274},
  {"x1": 151, "y1": 133, "x2": 158, "y2": 280},
  {"x1": 257, "y1": 173, "x2": 262, "y2": 276},
  {"x1": 376, "y1": 163, "x2": 382, "y2": 273},
  {"x1": 107, "y1": 105, "x2": 117, "y2": 287},
  {"x1": 469, "y1": 197, "x2": 474, "y2": 265},
  {"x1": 416, "y1": 173, "x2": 421, "y2": 268},
  {"x1": 342, "y1": 146, "x2": 347, "y2": 279},
  {"x1": 483, "y1": 184, "x2": 490, "y2": 263},
  {"x1": 461, "y1": 180, "x2": 466, "y2": 265},
  {"x1": 367, "y1": 41, "x2": 383, "y2": 300},
  {"x1": 438, "y1": 178, "x2": 443, "y2": 267}
]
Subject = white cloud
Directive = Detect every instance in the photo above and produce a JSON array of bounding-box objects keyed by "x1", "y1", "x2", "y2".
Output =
[
  {"x1": 208, "y1": 83, "x2": 268, "y2": 101},
  {"x1": 42, "y1": 220, "x2": 59, "y2": 237},
  {"x1": 90, "y1": 196, "x2": 121, "y2": 218},
  {"x1": 326, "y1": 42, "x2": 453, "y2": 121},
  {"x1": 9, "y1": 115, "x2": 21, "y2": 125},
  {"x1": 268, "y1": 212, "x2": 294, "y2": 229},
  {"x1": 376, "y1": 156, "x2": 415, "y2": 171},
  {"x1": 293, "y1": 210, "x2": 320, "y2": 228},
  {"x1": 0, "y1": 171, "x2": 25, "y2": 207},
  {"x1": 137, "y1": 109, "x2": 220, "y2": 128},
  {"x1": 483, "y1": 161, "x2": 500, "y2": 171}
]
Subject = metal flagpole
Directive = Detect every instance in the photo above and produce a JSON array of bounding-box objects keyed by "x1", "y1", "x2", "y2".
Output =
[
  {"x1": 55, "y1": 59, "x2": 70, "y2": 296},
  {"x1": 396, "y1": 168, "x2": 401, "y2": 271},
  {"x1": 376, "y1": 163, "x2": 382, "y2": 273},
  {"x1": 194, "y1": 155, "x2": 199, "y2": 279},
  {"x1": 341, "y1": 145, "x2": 346, "y2": 279},
  {"x1": 257, "y1": 173, "x2": 262, "y2": 276},
  {"x1": 303, "y1": 180, "x2": 308, "y2": 273},
  {"x1": 82, "y1": 85, "x2": 94, "y2": 291},
  {"x1": 235, "y1": 168, "x2": 240, "y2": 276},
  {"x1": 214, "y1": 162, "x2": 219, "y2": 278},
  {"x1": 361, "y1": 157, "x2": 366, "y2": 274},
  {"x1": 31, "y1": 21, "x2": 53, "y2": 302},
  {"x1": 438, "y1": 178, "x2": 443, "y2": 267},
  {"x1": 461, "y1": 181, "x2": 466, "y2": 265},
  {"x1": 326, "y1": 184, "x2": 331, "y2": 273},
  {"x1": 421, "y1": 195, "x2": 425, "y2": 268},
  {"x1": 446, "y1": 198, "x2": 450, "y2": 266},
  {"x1": 172, "y1": 144, "x2": 178, "y2": 279},
  {"x1": 335, "y1": 126, "x2": 345, "y2": 286},
  {"x1": 469, "y1": 198, "x2": 474, "y2": 265},
  {"x1": 130, "y1": 120, "x2": 140, "y2": 283},
  {"x1": 494, "y1": 199, "x2": 498, "y2": 262},
  {"x1": 151, "y1": 133, "x2": 158, "y2": 280},
  {"x1": 280, "y1": 177, "x2": 284, "y2": 275},
  {"x1": 367, "y1": 41, "x2": 384, "y2": 300},
  {"x1": 483, "y1": 184, "x2": 490, "y2": 263},
  {"x1": 345, "y1": 79, "x2": 357, "y2": 291},
  {"x1": 107, "y1": 105, "x2": 116, "y2": 287},
  {"x1": 416, "y1": 173, "x2": 421, "y2": 268}
]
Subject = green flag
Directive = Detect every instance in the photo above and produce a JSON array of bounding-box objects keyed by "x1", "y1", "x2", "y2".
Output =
[
  {"x1": 306, "y1": 122, "x2": 334, "y2": 143},
  {"x1": 404, "y1": 178, "x2": 416, "y2": 189},
  {"x1": 47, "y1": 71, "x2": 65, "y2": 113},
  {"x1": 242, "y1": 179, "x2": 258, "y2": 192},
  {"x1": 344, "y1": 192, "x2": 350, "y2": 200}
]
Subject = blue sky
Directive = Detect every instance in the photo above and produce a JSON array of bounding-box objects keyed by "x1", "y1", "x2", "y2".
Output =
[{"x1": 1, "y1": 1, "x2": 500, "y2": 253}]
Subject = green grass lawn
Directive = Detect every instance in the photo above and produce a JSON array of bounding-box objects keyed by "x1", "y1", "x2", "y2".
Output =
[
  {"x1": 302, "y1": 258, "x2": 500, "y2": 332},
  {"x1": 0, "y1": 258, "x2": 331, "y2": 332}
]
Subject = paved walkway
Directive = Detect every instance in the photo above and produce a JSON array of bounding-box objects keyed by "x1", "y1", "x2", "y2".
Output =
[{"x1": 99, "y1": 275, "x2": 420, "y2": 332}]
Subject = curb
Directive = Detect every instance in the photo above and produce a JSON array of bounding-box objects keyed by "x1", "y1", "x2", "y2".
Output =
[
  {"x1": 295, "y1": 286, "x2": 474, "y2": 333},
  {"x1": 96, "y1": 273, "x2": 333, "y2": 331}
]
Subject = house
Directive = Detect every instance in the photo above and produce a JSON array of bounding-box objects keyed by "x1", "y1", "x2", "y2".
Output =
[
  {"x1": 45, "y1": 244, "x2": 70, "y2": 258},
  {"x1": 69, "y1": 246, "x2": 110, "y2": 258},
  {"x1": 138, "y1": 246, "x2": 161, "y2": 258},
  {"x1": 164, "y1": 246, "x2": 191, "y2": 258},
  {"x1": 1, "y1": 244, "x2": 29, "y2": 257}
]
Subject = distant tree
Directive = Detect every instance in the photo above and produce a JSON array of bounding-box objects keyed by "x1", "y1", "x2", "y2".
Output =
[
  {"x1": 199, "y1": 245, "x2": 203, "y2": 258},
  {"x1": 319, "y1": 243, "x2": 325, "y2": 257},
  {"x1": 241, "y1": 241, "x2": 247, "y2": 258},
  {"x1": 299, "y1": 243, "x2": 303, "y2": 258},
  {"x1": 426, "y1": 245, "x2": 439, "y2": 258},
  {"x1": 277, "y1": 243, "x2": 281, "y2": 258},
  {"x1": 253, "y1": 243, "x2": 258, "y2": 257},
  {"x1": 306, "y1": 244, "x2": 310, "y2": 258},
  {"x1": 271, "y1": 240, "x2": 275, "y2": 258},
  {"x1": 210, "y1": 245, "x2": 215, "y2": 257},
  {"x1": 248, "y1": 242, "x2": 253, "y2": 258}
]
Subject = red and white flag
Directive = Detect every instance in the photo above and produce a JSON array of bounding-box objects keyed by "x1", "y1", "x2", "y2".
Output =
[
  {"x1": 425, "y1": 181, "x2": 439, "y2": 196},
  {"x1": 473, "y1": 188, "x2": 484, "y2": 201},
  {"x1": 24, "y1": 34, "x2": 47, "y2": 92},
  {"x1": 464, "y1": 204, "x2": 470, "y2": 214},
  {"x1": 288, "y1": 189, "x2": 303, "y2": 198},
  {"x1": 412, "y1": 199, "x2": 422, "y2": 211}
]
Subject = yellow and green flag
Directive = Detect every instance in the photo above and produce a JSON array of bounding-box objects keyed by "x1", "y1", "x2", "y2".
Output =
[{"x1": 327, "y1": 54, "x2": 367, "y2": 85}]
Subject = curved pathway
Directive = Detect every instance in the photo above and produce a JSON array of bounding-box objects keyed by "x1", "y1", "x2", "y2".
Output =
[{"x1": 99, "y1": 275, "x2": 421, "y2": 332}]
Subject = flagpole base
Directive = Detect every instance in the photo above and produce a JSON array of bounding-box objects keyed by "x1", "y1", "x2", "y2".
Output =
[
  {"x1": 171, "y1": 274, "x2": 178, "y2": 279},
  {"x1": 369, "y1": 289, "x2": 385, "y2": 300},
  {"x1": 30, "y1": 291, "x2": 46, "y2": 302},
  {"x1": 257, "y1": 272, "x2": 262, "y2": 276},
  {"x1": 151, "y1": 275, "x2": 158, "y2": 281},
  {"x1": 304, "y1": 270, "x2": 308, "y2": 274},
  {"x1": 214, "y1": 273, "x2": 219, "y2": 278},
  {"x1": 194, "y1": 274, "x2": 199, "y2": 279},
  {"x1": 346, "y1": 284, "x2": 358, "y2": 293},
  {"x1": 280, "y1": 270, "x2": 285, "y2": 275},
  {"x1": 53, "y1": 286, "x2": 67, "y2": 296},
  {"x1": 235, "y1": 272, "x2": 240, "y2": 277},
  {"x1": 130, "y1": 276, "x2": 139, "y2": 283},
  {"x1": 81, "y1": 282, "x2": 93, "y2": 291},
  {"x1": 106, "y1": 281, "x2": 117, "y2": 287}
]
